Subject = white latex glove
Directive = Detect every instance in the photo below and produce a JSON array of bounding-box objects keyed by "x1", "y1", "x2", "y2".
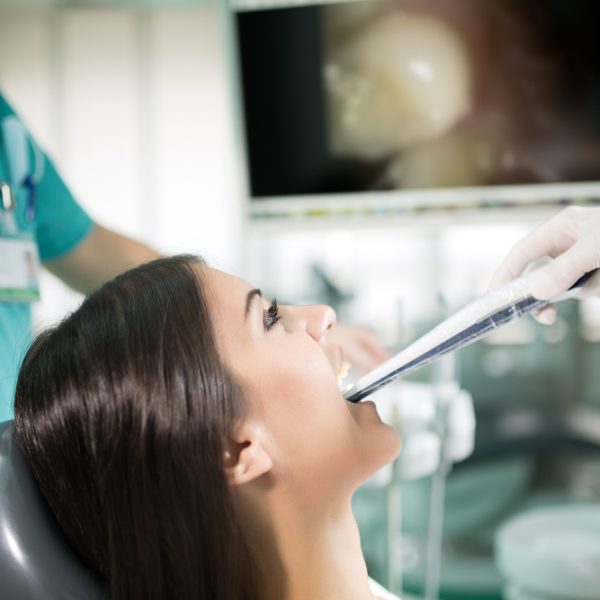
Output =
[{"x1": 489, "y1": 206, "x2": 600, "y2": 324}]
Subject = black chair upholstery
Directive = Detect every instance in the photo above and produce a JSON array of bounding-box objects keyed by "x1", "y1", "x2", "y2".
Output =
[{"x1": 0, "y1": 420, "x2": 105, "y2": 599}]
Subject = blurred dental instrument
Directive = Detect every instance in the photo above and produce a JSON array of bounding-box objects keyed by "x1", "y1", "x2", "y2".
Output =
[{"x1": 343, "y1": 268, "x2": 597, "y2": 403}]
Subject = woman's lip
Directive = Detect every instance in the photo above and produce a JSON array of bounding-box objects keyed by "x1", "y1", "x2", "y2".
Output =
[
  {"x1": 355, "y1": 400, "x2": 383, "y2": 422},
  {"x1": 337, "y1": 346, "x2": 344, "y2": 370},
  {"x1": 328, "y1": 344, "x2": 343, "y2": 374}
]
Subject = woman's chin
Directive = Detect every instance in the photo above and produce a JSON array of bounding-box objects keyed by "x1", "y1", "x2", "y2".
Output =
[
  {"x1": 349, "y1": 400, "x2": 402, "y2": 460},
  {"x1": 357, "y1": 426, "x2": 402, "y2": 484},
  {"x1": 378, "y1": 424, "x2": 403, "y2": 465}
]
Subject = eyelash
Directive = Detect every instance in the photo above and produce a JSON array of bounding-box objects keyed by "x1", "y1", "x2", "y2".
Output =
[{"x1": 263, "y1": 299, "x2": 280, "y2": 331}]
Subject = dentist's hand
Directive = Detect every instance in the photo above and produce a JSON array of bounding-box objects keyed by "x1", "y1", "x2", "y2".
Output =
[
  {"x1": 489, "y1": 206, "x2": 600, "y2": 324},
  {"x1": 328, "y1": 323, "x2": 390, "y2": 373}
]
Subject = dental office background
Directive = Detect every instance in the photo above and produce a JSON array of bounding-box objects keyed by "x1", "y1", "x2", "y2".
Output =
[{"x1": 2, "y1": 1, "x2": 600, "y2": 599}]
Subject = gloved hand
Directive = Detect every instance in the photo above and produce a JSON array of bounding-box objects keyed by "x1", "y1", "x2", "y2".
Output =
[{"x1": 489, "y1": 206, "x2": 600, "y2": 324}]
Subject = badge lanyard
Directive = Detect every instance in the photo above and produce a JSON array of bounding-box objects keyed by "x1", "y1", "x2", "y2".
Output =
[{"x1": 0, "y1": 115, "x2": 44, "y2": 303}]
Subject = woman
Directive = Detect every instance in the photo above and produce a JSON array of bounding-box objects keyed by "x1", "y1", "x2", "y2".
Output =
[{"x1": 14, "y1": 255, "x2": 402, "y2": 600}]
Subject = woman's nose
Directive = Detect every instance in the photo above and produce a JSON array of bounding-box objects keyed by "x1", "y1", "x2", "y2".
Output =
[{"x1": 296, "y1": 305, "x2": 337, "y2": 341}]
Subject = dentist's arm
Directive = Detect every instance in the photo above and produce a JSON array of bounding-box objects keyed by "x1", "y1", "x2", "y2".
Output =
[
  {"x1": 490, "y1": 206, "x2": 600, "y2": 323},
  {"x1": 43, "y1": 224, "x2": 161, "y2": 294}
]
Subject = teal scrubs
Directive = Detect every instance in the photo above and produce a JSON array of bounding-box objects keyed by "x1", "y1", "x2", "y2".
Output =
[{"x1": 0, "y1": 94, "x2": 93, "y2": 422}]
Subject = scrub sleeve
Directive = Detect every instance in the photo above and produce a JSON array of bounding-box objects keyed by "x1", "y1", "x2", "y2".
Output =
[{"x1": 0, "y1": 94, "x2": 94, "y2": 422}]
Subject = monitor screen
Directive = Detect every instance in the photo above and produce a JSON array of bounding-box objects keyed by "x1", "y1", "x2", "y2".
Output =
[{"x1": 235, "y1": 0, "x2": 600, "y2": 214}]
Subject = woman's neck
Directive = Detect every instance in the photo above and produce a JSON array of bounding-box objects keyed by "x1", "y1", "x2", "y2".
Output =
[{"x1": 241, "y1": 489, "x2": 376, "y2": 600}]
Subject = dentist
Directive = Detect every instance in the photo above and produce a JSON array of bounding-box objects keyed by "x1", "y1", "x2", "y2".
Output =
[{"x1": 0, "y1": 92, "x2": 160, "y2": 423}]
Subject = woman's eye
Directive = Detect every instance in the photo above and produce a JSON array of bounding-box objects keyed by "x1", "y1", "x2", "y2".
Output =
[{"x1": 263, "y1": 299, "x2": 280, "y2": 331}]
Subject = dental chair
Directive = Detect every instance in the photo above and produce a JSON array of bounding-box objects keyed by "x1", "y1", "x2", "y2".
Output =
[{"x1": 0, "y1": 420, "x2": 105, "y2": 599}]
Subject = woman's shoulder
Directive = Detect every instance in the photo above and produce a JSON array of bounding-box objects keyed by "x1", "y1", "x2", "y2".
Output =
[{"x1": 367, "y1": 576, "x2": 402, "y2": 600}]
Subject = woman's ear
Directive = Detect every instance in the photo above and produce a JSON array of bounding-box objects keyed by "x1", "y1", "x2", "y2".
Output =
[{"x1": 223, "y1": 423, "x2": 273, "y2": 486}]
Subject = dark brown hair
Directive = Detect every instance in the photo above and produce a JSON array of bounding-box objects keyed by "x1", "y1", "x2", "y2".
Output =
[{"x1": 14, "y1": 255, "x2": 256, "y2": 600}]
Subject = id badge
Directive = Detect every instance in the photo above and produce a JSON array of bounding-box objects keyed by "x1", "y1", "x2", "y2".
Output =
[
  {"x1": 0, "y1": 115, "x2": 44, "y2": 304},
  {"x1": 0, "y1": 235, "x2": 41, "y2": 302}
]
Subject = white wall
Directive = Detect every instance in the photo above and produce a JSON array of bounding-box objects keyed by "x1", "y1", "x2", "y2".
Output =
[{"x1": 0, "y1": 4, "x2": 242, "y2": 328}]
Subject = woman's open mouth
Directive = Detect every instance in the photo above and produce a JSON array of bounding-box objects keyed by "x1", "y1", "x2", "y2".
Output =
[{"x1": 337, "y1": 358, "x2": 351, "y2": 389}]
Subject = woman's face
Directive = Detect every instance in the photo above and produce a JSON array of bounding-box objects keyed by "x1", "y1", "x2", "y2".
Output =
[{"x1": 203, "y1": 267, "x2": 401, "y2": 498}]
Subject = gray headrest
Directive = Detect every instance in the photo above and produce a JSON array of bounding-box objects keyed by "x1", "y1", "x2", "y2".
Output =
[{"x1": 0, "y1": 420, "x2": 105, "y2": 599}]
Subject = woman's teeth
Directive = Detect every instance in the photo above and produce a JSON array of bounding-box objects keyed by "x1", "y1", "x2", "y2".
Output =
[{"x1": 337, "y1": 360, "x2": 351, "y2": 388}]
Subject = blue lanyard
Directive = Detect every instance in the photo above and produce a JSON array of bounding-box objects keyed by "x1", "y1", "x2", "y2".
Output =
[
  {"x1": 22, "y1": 173, "x2": 37, "y2": 222},
  {"x1": 0, "y1": 115, "x2": 44, "y2": 222}
]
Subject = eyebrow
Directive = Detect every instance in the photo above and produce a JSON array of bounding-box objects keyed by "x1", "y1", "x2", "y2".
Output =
[{"x1": 245, "y1": 288, "x2": 262, "y2": 319}]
